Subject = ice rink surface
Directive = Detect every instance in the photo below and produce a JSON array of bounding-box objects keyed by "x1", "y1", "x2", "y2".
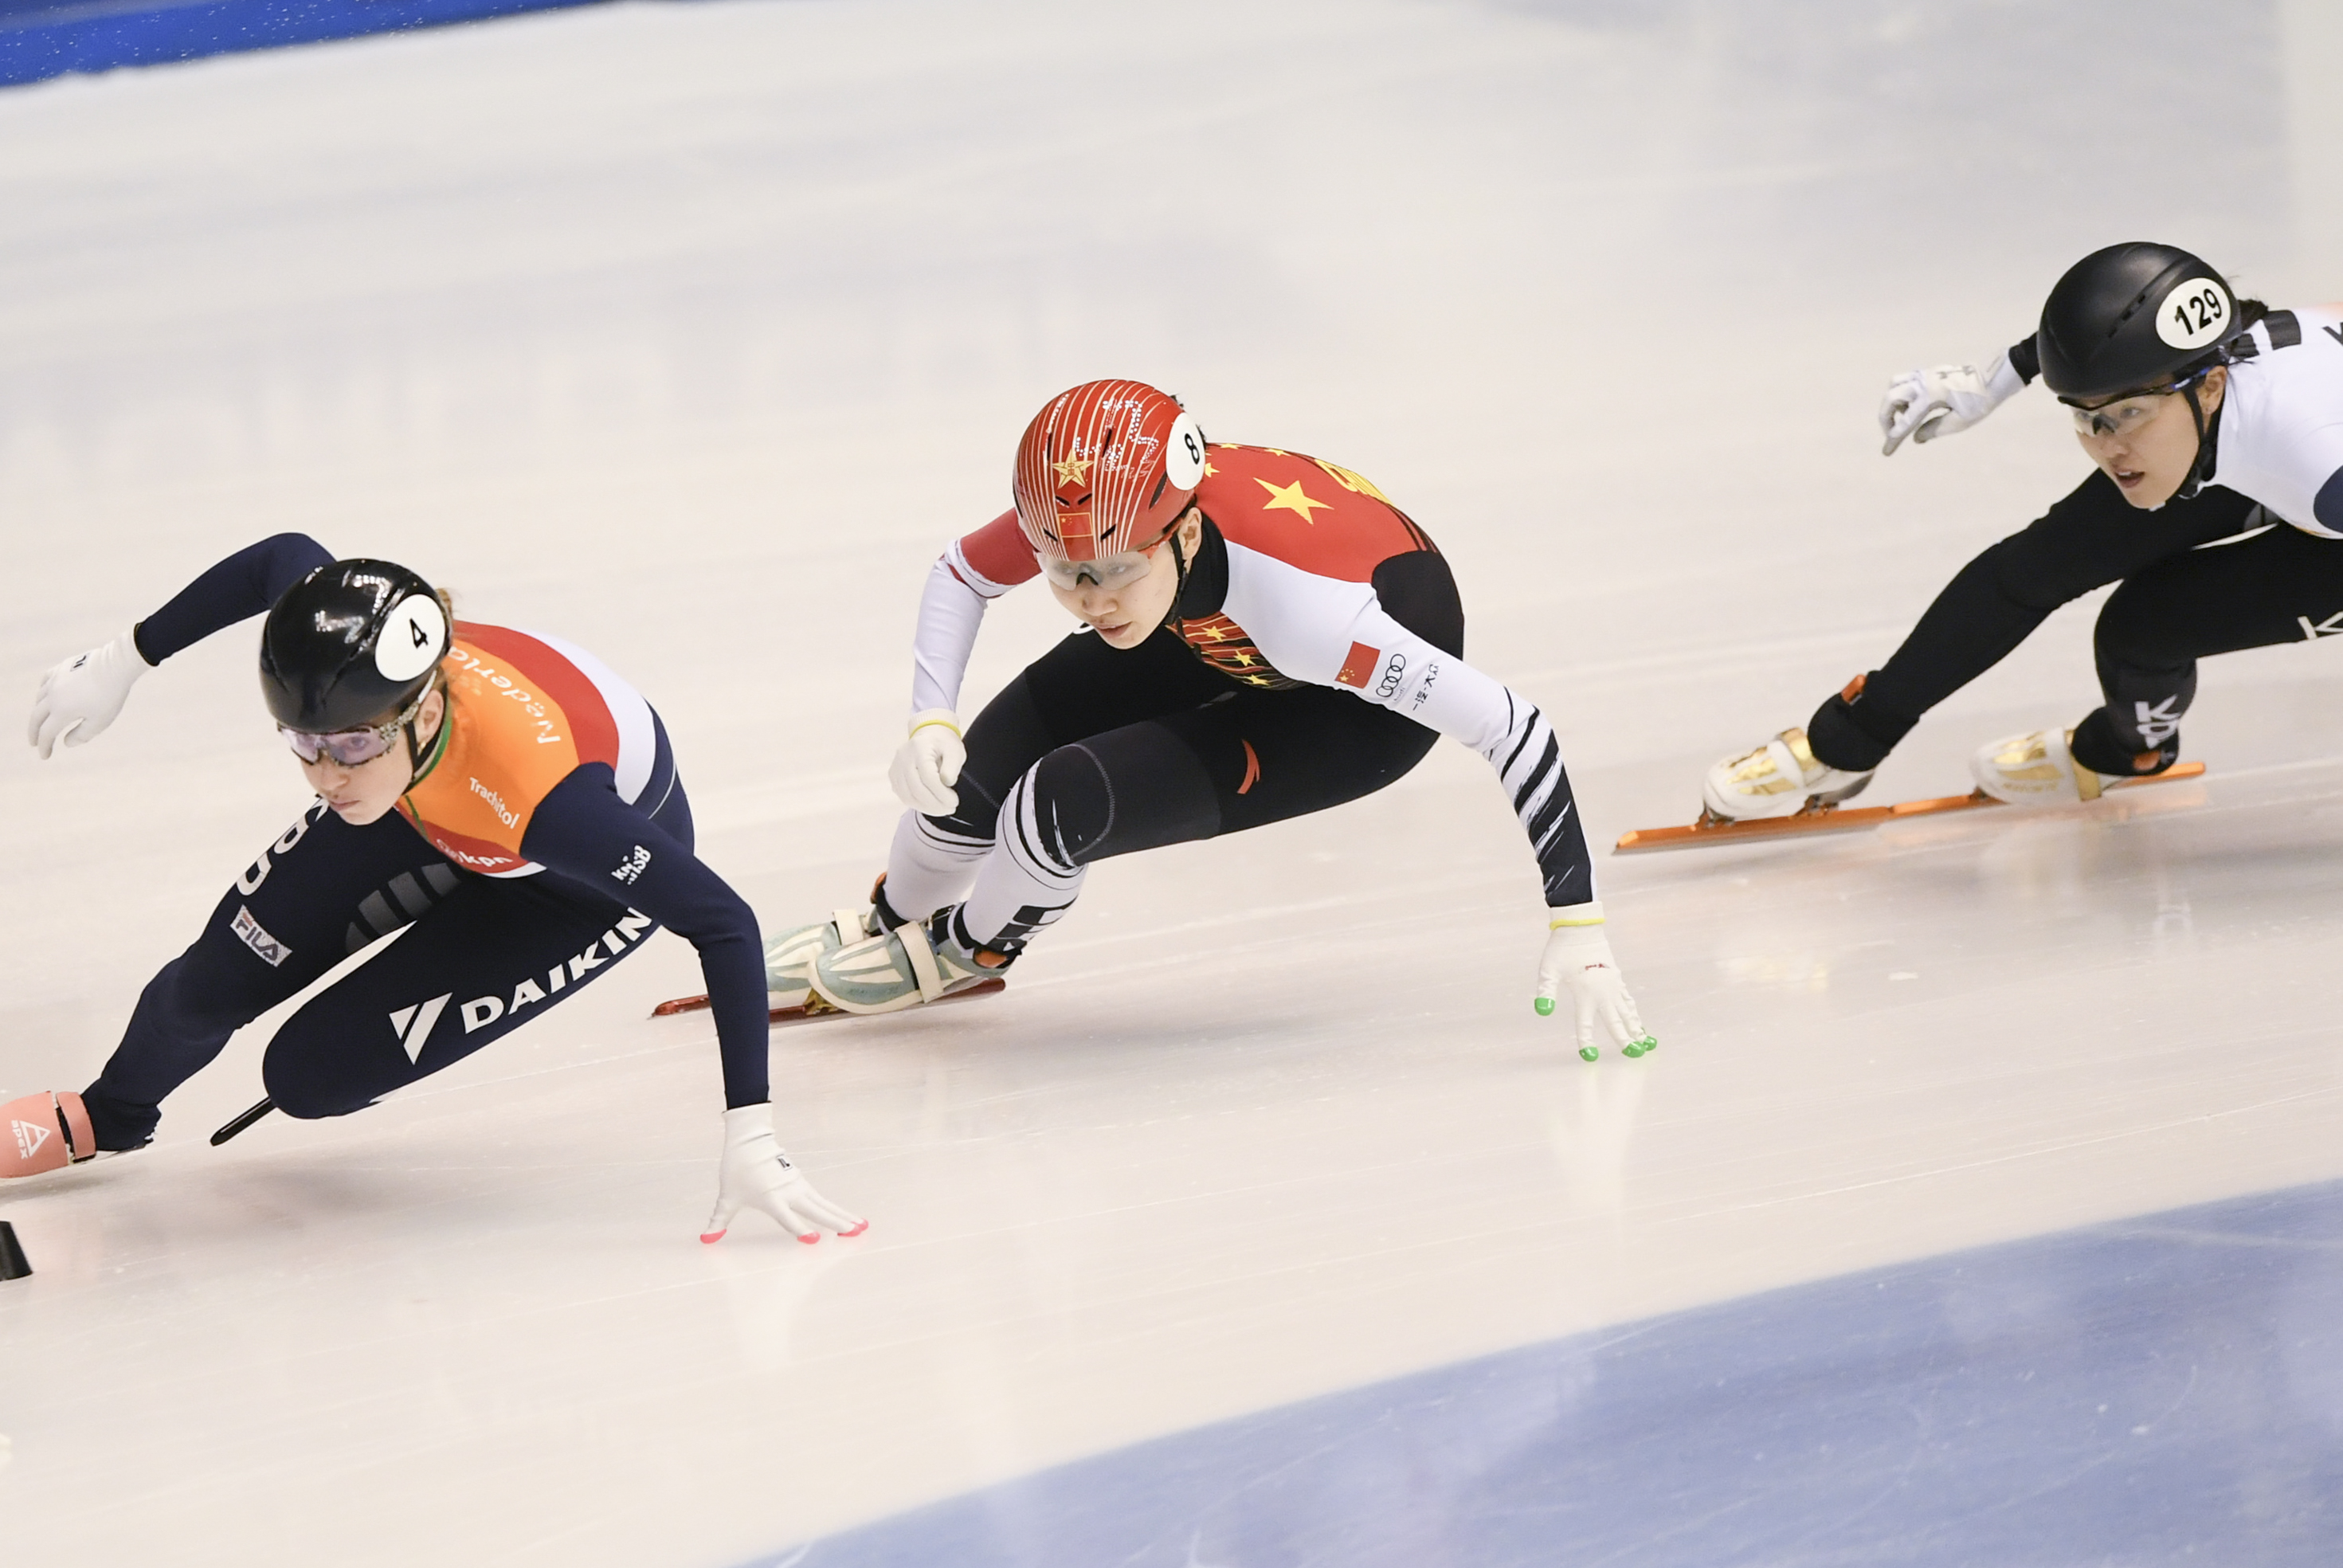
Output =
[{"x1": 3, "y1": 1, "x2": 2342, "y2": 1562}]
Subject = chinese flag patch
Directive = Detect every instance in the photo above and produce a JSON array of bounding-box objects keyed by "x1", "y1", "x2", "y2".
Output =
[{"x1": 1335, "y1": 641, "x2": 1380, "y2": 688}]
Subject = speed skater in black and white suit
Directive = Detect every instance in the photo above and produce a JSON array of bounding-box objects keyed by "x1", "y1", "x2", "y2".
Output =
[
  {"x1": 1699, "y1": 241, "x2": 2343, "y2": 817},
  {"x1": 763, "y1": 379, "x2": 1655, "y2": 1062}
]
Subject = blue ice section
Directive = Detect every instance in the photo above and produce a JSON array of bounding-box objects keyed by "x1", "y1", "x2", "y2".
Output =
[
  {"x1": 0, "y1": 0, "x2": 605, "y2": 88},
  {"x1": 756, "y1": 1180, "x2": 2343, "y2": 1566}
]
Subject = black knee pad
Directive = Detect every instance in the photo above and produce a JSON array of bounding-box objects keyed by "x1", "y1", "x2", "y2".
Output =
[
  {"x1": 1025, "y1": 745, "x2": 1119, "y2": 868},
  {"x1": 1023, "y1": 730, "x2": 1220, "y2": 868}
]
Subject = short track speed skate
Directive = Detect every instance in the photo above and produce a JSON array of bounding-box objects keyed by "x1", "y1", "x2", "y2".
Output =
[
  {"x1": 1616, "y1": 762, "x2": 2206, "y2": 854},
  {"x1": 652, "y1": 976, "x2": 1006, "y2": 1026}
]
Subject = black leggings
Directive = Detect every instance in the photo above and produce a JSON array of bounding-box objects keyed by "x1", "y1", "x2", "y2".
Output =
[
  {"x1": 83, "y1": 789, "x2": 687, "y2": 1150},
  {"x1": 1808, "y1": 468, "x2": 2343, "y2": 774},
  {"x1": 894, "y1": 628, "x2": 1442, "y2": 948},
  {"x1": 2070, "y1": 523, "x2": 2343, "y2": 770}
]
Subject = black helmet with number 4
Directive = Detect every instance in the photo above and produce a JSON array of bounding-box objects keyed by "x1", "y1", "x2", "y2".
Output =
[
  {"x1": 260, "y1": 559, "x2": 450, "y2": 734},
  {"x1": 2035, "y1": 242, "x2": 2239, "y2": 403}
]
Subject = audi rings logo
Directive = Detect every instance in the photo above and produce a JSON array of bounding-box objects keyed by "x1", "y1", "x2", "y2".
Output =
[{"x1": 1374, "y1": 653, "x2": 1407, "y2": 699}]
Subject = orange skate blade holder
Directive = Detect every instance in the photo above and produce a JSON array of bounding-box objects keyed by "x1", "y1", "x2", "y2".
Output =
[{"x1": 1614, "y1": 762, "x2": 2207, "y2": 854}]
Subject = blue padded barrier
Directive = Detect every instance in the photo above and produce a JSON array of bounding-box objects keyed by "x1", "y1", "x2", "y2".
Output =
[
  {"x1": 0, "y1": 0, "x2": 607, "y2": 88},
  {"x1": 754, "y1": 1178, "x2": 2343, "y2": 1566}
]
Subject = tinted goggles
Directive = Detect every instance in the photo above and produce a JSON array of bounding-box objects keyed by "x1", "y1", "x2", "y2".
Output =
[
  {"x1": 280, "y1": 681, "x2": 434, "y2": 767},
  {"x1": 1039, "y1": 538, "x2": 1166, "y2": 592},
  {"x1": 2064, "y1": 367, "x2": 2212, "y2": 440}
]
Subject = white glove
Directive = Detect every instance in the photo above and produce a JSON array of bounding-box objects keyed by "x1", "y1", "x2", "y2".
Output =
[
  {"x1": 28, "y1": 629, "x2": 149, "y2": 759},
  {"x1": 1534, "y1": 901, "x2": 1655, "y2": 1062},
  {"x1": 1878, "y1": 351, "x2": 2025, "y2": 455},
  {"x1": 701, "y1": 1103, "x2": 867, "y2": 1245},
  {"x1": 887, "y1": 708, "x2": 965, "y2": 817}
]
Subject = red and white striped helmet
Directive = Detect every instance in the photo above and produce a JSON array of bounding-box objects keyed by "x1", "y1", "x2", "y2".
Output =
[{"x1": 1013, "y1": 380, "x2": 1208, "y2": 564}]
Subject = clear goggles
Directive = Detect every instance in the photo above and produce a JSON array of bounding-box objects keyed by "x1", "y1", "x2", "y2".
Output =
[
  {"x1": 1040, "y1": 537, "x2": 1168, "y2": 591},
  {"x1": 280, "y1": 680, "x2": 434, "y2": 767},
  {"x1": 2065, "y1": 368, "x2": 2209, "y2": 441}
]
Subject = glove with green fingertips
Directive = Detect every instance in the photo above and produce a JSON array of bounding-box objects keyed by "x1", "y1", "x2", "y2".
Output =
[{"x1": 1534, "y1": 900, "x2": 1655, "y2": 1064}]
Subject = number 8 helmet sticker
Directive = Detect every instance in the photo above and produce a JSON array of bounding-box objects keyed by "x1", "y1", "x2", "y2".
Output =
[
  {"x1": 2157, "y1": 276, "x2": 2233, "y2": 351},
  {"x1": 1166, "y1": 411, "x2": 1207, "y2": 490}
]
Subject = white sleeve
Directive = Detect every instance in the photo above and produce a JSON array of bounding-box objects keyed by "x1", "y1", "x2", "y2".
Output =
[
  {"x1": 1335, "y1": 605, "x2": 1593, "y2": 905},
  {"x1": 910, "y1": 552, "x2": 995, "y2": 715},
  {"x1": 1231, "y1": 552, "x2": 1594, "y2": 906}
]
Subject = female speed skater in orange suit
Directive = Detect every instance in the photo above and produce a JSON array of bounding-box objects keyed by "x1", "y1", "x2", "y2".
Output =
[{"x1": 7, "y1": 539, "x2": 860, "y2": 1245}]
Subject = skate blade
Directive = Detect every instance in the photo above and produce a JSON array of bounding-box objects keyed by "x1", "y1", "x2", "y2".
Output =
[
  {"x1": 653, "y1": 976, "x2": 1007, "y2": 1025},
  {"x1": 1614, "y1": 762, "x2": 2206, "y2": 854}
]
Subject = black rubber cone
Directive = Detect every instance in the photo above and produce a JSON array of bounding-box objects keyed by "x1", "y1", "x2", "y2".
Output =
[{"x1": 0, "y1": 1221, "x2": 29, "y2": 1280}]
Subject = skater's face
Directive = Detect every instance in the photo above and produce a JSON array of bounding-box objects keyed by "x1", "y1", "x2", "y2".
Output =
[
  {"x1": 2072, "y1": 365, "x2": 2227, "y2": 509},
  {"x1": 1047, "y1": 509, "x2": 1205, "y2": 649},
  {"x1": 295, "y1": 686, "x2": 446, "y2": 825}
]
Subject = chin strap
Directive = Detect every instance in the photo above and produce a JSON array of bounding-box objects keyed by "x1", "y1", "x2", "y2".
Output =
[
  {"x1": 403, "y1": 677, "x2": 450, "y2": 782},
  {"x1": 2174, "y1": 361, "x2": 2229, "y2": 503},
  {"x1": 1153, "y1": 520, "x2": 1194, "y2": 637}
]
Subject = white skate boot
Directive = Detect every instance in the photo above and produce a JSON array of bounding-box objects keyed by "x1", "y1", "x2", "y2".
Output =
[
  {"x1": 764, "y1": 907, "x2": 875, "y2": 1007},
  {"x1": 1969, "y1": 729, "x2": 2112, "y2": 805},
  {"x1": 810, "y1": 907, "x2": 1008, "y2": 1015},
  {"x1": 1700, "y1": 727, "x2": 1876, "y2": 822}
]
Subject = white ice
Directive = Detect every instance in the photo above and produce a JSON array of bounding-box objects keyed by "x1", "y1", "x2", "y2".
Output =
[{"x1": 1, "y1": 1, "x2": 2341, "y2": 1562}]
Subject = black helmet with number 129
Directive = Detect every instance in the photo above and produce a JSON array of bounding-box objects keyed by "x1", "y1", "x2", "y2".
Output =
[
  {"x1": 2035, "y1": 242, "x2": 2239, "y2": 403},
  {"x1": 259, "y1": 559, "x2": 450, "y2": 735}
]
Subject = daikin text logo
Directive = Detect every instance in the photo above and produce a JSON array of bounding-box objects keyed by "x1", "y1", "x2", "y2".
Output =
[{"x1": 386, "y1": 910, "x2": 654, "y2": 1062}]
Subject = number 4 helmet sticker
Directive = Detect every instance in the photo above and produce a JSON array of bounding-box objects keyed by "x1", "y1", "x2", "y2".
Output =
[{"x1": 375, "y1": 594, "x2": 448, "y2": 683}]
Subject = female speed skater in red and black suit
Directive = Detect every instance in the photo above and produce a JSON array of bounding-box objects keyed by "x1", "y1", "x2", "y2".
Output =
[
  {"x1": 759, "y1": 379, "x2": 1655, "y2": 1062},
  {"x1": 5, "y1": 538, "x2": 861, "y2": 1245},
  {"x1": 1699, "y1": 242, "x2": 2343, "y2": 817}
]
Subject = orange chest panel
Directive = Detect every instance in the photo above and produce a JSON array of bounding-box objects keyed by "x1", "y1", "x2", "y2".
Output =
[{"x1": 398, "y1": 632, "x2": 598, "y2": 875}]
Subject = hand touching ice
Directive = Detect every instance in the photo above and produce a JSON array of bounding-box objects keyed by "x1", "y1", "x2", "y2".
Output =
[
  {"x1": 1534, "y1": 902, "x2": 1655, "y2": 1063},
  {"x1": 702, "y1": 1103, "x2": 866, "y2": 1245}
]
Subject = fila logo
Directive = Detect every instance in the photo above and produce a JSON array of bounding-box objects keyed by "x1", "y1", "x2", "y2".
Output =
[
  {"x1": 11, "y1": 1118, "x2": 50, "y2": 1162},
  {"x1": 231, "y1": 904, "x2": 293, "y2": 968},
  {"x1": 388, "y1": 994, "x2": 453, "y2": 1064}
]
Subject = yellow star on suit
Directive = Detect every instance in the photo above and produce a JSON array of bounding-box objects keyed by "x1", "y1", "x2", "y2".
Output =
[{"x1": 1255, "y1": 476, "x2": 1332, "y2": 523}]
